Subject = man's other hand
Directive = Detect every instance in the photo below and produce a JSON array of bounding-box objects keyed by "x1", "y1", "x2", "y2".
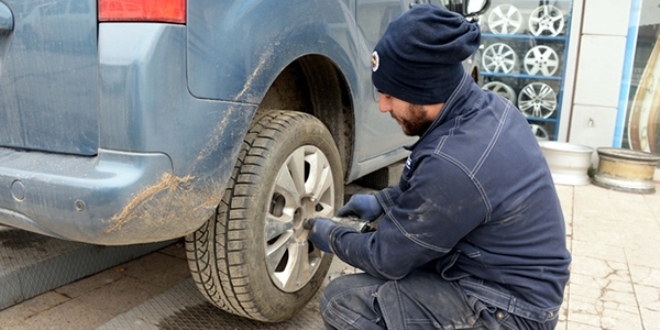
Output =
[{"x1": 337, "y1": 194, "x2": 383, "y2": 221}]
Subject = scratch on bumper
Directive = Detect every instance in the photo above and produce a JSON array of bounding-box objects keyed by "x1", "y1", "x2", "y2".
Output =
[{"x1": 106, "y1": 173, "x2": 195, "y2": 233}]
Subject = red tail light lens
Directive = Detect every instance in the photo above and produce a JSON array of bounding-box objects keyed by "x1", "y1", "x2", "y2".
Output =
[{"x1": 99, "y1": 0, "x2": 186, "y2": 24}]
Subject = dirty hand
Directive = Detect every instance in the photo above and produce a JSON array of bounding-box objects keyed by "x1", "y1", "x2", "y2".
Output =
[
  {"x1": 307, "y1": 218, "x2": 336, "y2": 254},
  {"x1": 337, "y1": 194, "x2": 383, "y2": 221}
]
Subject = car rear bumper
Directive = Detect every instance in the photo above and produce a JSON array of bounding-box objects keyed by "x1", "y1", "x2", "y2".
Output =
[{"x1": 0, "y1": 148, "x2": 204, "y2": 244}]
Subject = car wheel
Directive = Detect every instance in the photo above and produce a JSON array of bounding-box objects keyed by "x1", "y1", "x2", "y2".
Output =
[{"x1": 185, "y1": 110, "x2": 343, "y2": 322}]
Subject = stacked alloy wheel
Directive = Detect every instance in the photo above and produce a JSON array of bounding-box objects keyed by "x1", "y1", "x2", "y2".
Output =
[{"x1": 480, "y1": 2, "x2": 569, "y2": 140}]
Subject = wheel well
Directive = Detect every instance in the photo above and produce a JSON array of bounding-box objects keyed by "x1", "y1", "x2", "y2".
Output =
[{"x1": 258, "y1": 55, "x2": 355, "y2": 181}]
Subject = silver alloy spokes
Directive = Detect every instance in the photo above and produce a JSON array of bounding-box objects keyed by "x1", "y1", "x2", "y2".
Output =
[
  {"x1": 530, "y1": 124, "x2": 550, "y2": 141},
  {"x1": 518, "y1": 82, "x2": 557, "y2": 118},
  {"x1": 265, "y1": 145, "x2": 335, "y2": 292},
  {"x1": 524, "y1": 45, "x2": 560, "y2": 76},
  {"x1": 482, "y1": 43, "x2": 517, "y2": 73},
  {"x1": 483, "y1": 81, "x2": 517, "y2": 104},
  {"x1": 528, "y1": 5, "x2": 565, "y2": 36},
  {"x1": 487, "y1": 4, "x2": 523, "y2": 35}
]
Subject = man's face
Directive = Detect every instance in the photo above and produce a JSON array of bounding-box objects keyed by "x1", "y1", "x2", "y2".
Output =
[{"x1": 378, "y1": 93, "x2": 433, "y2": 136}]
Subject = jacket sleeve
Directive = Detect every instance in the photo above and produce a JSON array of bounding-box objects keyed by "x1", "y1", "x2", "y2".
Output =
[
  {"x1": 328, "y1": 154, "x2": 489, "y2": 280},
  {"x1": 375, "y1": 185, "x2": 402, "y2": 213}
]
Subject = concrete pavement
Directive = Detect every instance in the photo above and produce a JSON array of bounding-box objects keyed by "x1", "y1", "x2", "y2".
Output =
[
  {"x1": 0, "y1": 183, "x2": 658, "y2": 329},
  {"x1": 555, "y1": 184, "x2": 660, "y2": 329}
]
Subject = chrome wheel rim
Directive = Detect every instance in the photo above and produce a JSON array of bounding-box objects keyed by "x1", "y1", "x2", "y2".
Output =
[
  {"x1": 524, "y1": 45, "x2": 560, "y2": 76},
  {"x1": 528, "y1": 5, "x2": 564, "y2": 36},
  {"x1": 483, "y1": 81, "x2": 517, "y2": 103},
  {"x1": 518, "y1": 82, "x2": 557, "y2": 118},
  {"x1": 482, "y1": 43, "x2": 517, "y2": 73},
  {"x1": 264, "y1": 145, "x2": 335, "y2": 292},
  {"x1": 487, "y1": 4, "x2": 523, "y2": 35}
]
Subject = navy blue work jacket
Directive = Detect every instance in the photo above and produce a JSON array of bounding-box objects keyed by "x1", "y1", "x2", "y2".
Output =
[{"x1": 328, "y1": 73, "x2": 571, "y2": 324}]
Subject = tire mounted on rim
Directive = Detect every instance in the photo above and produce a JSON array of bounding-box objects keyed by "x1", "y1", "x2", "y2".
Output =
[{"x1": 185, "y1": 110, "x2": 343, "y2": 322}]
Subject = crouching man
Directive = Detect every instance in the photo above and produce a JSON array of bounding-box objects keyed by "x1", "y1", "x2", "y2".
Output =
[{"x1": 308, "y1": 4, "x2": 571, "y2": 330}]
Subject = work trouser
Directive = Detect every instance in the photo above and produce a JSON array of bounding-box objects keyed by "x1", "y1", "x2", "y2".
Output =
[{"x1": 319, "y1": 270, "x2": 557, "y2": 330}]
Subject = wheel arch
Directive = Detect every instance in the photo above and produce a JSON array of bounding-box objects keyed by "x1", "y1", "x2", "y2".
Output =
[{"x1": 258, "y1": 55, "x2": 355, "y2": 182}]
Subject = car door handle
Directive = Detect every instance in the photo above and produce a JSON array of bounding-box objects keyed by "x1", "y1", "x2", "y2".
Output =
[{"x1": 0, "y1": 2, "x2": 13, "y2": 31}]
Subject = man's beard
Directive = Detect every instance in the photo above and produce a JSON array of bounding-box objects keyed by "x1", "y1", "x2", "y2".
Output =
[{"x1": 393, "y1": 104, "x2": 433, "y2": 136}]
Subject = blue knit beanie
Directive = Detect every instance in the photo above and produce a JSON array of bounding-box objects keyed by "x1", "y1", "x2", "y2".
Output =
[{"x1": 372, "y1": 4, "x2": 481, "y2": 104}]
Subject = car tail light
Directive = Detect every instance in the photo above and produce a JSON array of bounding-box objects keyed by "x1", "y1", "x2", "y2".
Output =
[{"x1": 99, "y1": 0, "x2": 186, "y2": 24}]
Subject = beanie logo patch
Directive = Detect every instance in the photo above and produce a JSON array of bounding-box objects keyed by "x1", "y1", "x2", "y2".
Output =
[{"x1": 371, "y1": 51, "x2": 379, "y2": 72}]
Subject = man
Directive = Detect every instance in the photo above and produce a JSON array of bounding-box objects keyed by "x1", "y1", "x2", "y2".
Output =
[{"x1": 307, "y1": 4, "x2": 571, "y2": 330}]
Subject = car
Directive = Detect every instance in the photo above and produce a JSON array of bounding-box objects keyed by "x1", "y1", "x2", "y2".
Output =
[{"x1": 0, "y1": 0, "x2": 488, "y2": 322}]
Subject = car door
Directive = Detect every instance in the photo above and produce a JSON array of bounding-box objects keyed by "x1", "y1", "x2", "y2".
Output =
[{"x1": 353, "y1": 0, "x2": 423, "y2": 161}]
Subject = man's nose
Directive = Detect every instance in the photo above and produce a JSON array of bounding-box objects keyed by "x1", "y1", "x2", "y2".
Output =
[{"x1": 378, "y1": 94, "x2": 391, "y2": 113}]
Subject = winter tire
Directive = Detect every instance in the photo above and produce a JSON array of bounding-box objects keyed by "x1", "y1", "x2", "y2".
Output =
[{"x1": 185, "y1": 110, "x2": 343, "y2": 322}]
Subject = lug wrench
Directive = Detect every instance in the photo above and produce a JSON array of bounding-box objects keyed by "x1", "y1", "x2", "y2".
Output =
[{"x1": 303, "y1": 216, "x2": 375, "y2": 233}]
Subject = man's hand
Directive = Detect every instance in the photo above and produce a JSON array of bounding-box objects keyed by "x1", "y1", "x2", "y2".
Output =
[
  {"x1": 337, "y1": 194, "x2": 383, "y2": 221},
  {"x1": 307, "y1": 218, "x2": 337, "y2": 254}
]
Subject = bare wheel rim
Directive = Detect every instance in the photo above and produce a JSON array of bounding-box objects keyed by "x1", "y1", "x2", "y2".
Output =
[
  {"x1": 518, "y1": 82, "x2": 557, "y2": 118},
  {"x1": 264, "y1": 145, "x2": 335, "y2": 292},
  {"x1": 524, "y1": 45, "x2": 560, "y2": 76},
  {"x1": 528, "y1": 5, "x2": 564, "y2": 36},
  {"x1": 482, "y1": 43, "x2": 517, "y2": 73},
  {"x1": 483, "y1": 81, "x2": 517, "y2": 103},
  {"x1": 530, "y1": 124, "x2": 550, "y2": 141},
  {"x1": 487, "y1": 4, "x2": 523, "y2": 34}
]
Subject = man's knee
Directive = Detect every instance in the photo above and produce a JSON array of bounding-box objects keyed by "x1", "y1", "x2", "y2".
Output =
[
  {"x1": 321, "y1": 273, "x2": 384, "y2": 306},
  {"x1": 320, "y1": 275, "x2": 352, "y2": 310},
  {"x1": 321, "y1": 274, "x2": 373, "y2": 313},
  {"x1": 319, "y1": 274, "x2": 386, "y2": 329}
]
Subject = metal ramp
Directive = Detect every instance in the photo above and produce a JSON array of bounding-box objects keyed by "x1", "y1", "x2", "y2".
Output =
[
  {"x1": 97, "y1": 257, "x2": 362, "y2": 330},
  {"x1": 0, "y1": 227, "x2": 173, "y2": 310},
  {"x1": 98, "y1": 278, "x2": 326, "y2": 330}
]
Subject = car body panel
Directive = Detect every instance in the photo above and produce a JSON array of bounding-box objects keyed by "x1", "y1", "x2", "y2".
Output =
[{"x1": 0, "y1": 0, "x2": 98, "y2": 155}]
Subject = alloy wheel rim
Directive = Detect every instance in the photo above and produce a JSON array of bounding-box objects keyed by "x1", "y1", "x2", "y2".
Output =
[
  {"x1": 524, "y1": 45, "x2": 560, "y2": 76},
  {"x1": 483, "y1": 43, "x2": 517, "y2": 73},
  {"x1": 483, "y1": 81, "x2": 517, "y2": 103},
  {"x1": 528, "y1": 5, "x2": 565, "y2": 36},
  {"x1": 518, "y1": 82, "x2": 557, "y2": 118},
  {"x1": 487, "y1": 4, "x2": 523, "y2": 35},
  {"x1": 264, "y1": 145, "x2": 335, "y2": 292}
]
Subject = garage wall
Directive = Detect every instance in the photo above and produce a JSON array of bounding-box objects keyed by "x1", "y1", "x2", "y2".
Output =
[{"x1": 566, "y1": 0, "x2": 632, "y2": 162}]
